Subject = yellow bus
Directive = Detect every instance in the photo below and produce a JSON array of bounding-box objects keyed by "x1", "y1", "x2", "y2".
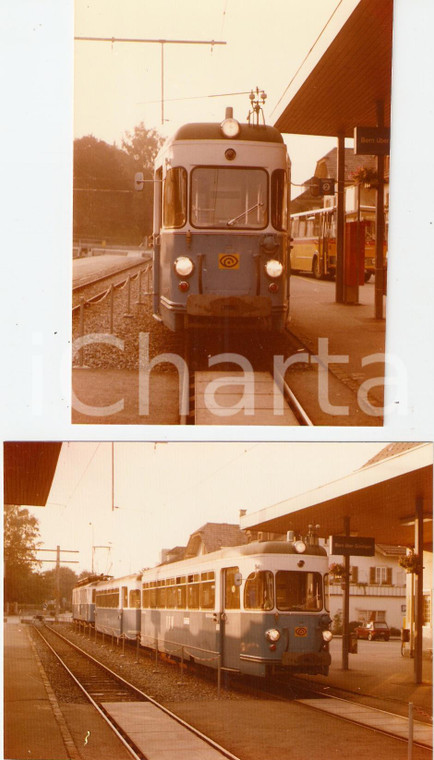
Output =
[{"x1": 290, "y1": 206, "x2": 386, "y2": 281}]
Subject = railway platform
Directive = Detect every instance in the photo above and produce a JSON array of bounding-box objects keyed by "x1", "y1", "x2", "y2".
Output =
[
  {"x1": 3, "y1": 619, "x2": 133, "y2": 760},
  {"x1": 3, "y1": 620, "x2": 432, "y2": 760},
  {"x1": 71, "y1": 276, "x2": 386, "y2": 426}
]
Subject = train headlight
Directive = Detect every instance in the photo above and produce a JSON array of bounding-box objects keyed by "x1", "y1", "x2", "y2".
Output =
[
  {"x1": 294, "y1": 540, "x2": 306, "y2": 553},
  {"x1": 174, "y1": 257, "x2": 194, "y2": 277},
  {"x1": 220, "y1": 118, "x2": 240, "y2": 138},
  {"x1": 265, "y1": 259, "x2": 283, "y2": 278},
  {"x1": 322, "y1": 630, "x2": 333, "y2": 642},
  {"x1": 265, "y1": 628, "x2": 281, "y2": 642}
]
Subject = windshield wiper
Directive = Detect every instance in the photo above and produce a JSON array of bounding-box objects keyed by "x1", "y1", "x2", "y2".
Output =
[{"x1": 226, "y1": 201, "x2": 264, "y2": 227}]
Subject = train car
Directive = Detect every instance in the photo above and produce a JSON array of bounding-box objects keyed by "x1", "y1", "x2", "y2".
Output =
[
  {"x1": 150, "y1": 96, "x2": 290, "y2": 332},
  {"x1": 72, "y1": 575, "x2": 110, "y2": 625},
  {"x1": 140, "y1": 532, "x2": 332, "y2": 677},
  {"x1": 94, "y1": 573, "x2": 142, "y2": 640}
]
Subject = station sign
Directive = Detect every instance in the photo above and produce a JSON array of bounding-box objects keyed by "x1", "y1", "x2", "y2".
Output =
[
  {"x1": 354, "y1": 126, "x2": 390, "y2": 156},
  {"x1": 330, "y1": 535, "x2": 375, "y2": 556}
]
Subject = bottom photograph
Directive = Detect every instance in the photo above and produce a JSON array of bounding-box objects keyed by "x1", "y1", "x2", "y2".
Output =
[{"x1": 3, "y1": 440, "x2": 433, "y2": 760}]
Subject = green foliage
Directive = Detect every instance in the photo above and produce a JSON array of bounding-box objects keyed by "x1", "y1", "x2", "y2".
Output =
[
  {"x1": 4, "y1": 505, "x2": 40, "y2": 603},
  {"x1": 73, "y1": 124, "x2": 163, "y2": 245}
]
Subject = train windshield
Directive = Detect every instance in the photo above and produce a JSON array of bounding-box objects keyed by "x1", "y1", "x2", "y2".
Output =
[
  {"x1": 275, "y1": 571, "x2": 323, "y2": 611},
  {"x1": 191, "y1": 167, "x2": 268, "y2": 229}
]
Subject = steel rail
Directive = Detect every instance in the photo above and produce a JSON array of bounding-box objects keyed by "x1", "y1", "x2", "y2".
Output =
[
  {"x1": 33, "y1": 625, "x2": 143, "y2": 760},
  {"x1": 38, "y1": 624, "x2": 243, "y2": 760}
]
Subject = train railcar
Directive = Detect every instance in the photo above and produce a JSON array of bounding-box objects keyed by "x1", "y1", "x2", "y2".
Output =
[
  {"x1": 72, "y1": 575, "x2": 110, "y2": 625},
  {"x1": 140, "y1": 533, "x2": 332, "y2": 677},
  {"x1": 150, "y1": 95, "x2": 290, "y2": 332},
  {"x1": 94, "y1": 573, "x2": 142, "y2": 640}
]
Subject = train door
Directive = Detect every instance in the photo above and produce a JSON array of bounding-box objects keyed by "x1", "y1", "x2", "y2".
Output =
[{"x1": 220, "y1": 566, "x2": 242, "y2": 670}]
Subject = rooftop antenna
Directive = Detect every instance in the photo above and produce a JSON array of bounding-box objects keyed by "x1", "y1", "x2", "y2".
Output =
[{"x1": 247, "y1": 87, "x2": 267, "y2": 125}]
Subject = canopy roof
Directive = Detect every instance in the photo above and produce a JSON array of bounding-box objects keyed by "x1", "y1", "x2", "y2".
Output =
[
  {"x1": 3, "y1": 442, "x2": 62, "y2": 506},
  {"x1": 241, "y1": 444, "x2": 433, "y2": 551},
  {"x1": 273, "y1": 0, "x2": 393, "y2": 138}
]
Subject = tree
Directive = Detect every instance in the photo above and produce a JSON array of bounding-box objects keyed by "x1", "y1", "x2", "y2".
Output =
[
  {"x1": 4, "y1": 505, "x2": 40, "y2": 603},
  {"x1": 121, "y1": 122, "x2": 164, "y2": 179},
  {"x1": 73, "y1": 124, "x2": 163, "y2": 243},
  {"x1": 39, "y1": 567, "x2": 79, "y2": 610}
]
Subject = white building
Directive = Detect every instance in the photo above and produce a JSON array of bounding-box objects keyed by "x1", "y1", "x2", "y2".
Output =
[{"x1": 327, "y1": 543, "x2": 406, "y2": 631}]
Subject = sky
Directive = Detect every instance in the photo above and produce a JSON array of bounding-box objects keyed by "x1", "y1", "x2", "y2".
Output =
[
  {"x1": 73, "y1": 0, "x2": 359, "y2": 191},
  {"x1": 27, "y1": 441, "x2": 386, "y2": 577}
]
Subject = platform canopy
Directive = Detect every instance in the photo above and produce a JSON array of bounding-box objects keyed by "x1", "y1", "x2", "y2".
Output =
[
  {"x1": 272, "y1": 0, "x2": 393, "y2": 138},
  {"x1": 3, "y1": 442, "x2": 62, "y2": 506},
  {"x1": 240, "y1": 443, "x2": 433, "y2": 551}
]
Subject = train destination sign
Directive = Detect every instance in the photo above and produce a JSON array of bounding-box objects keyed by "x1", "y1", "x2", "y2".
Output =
[
  {"x1": 354, "y1": 126, "x2": 390, "y2": 156},
  {"x1": 330, "y1": 535, "x2": 375, "y2": 556}
]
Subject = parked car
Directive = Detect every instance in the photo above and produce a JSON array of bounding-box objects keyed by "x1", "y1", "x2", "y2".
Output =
[{"x1": 355, "y1": 621, "x2": 390, "y2": 641}]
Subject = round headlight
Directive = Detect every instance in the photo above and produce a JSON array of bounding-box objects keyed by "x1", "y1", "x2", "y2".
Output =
[
  {"x1": 174, "y1": 257, "x2": 194, "y2": 277},
  {"x1": 221, "y1": 118, "x2": 240, "y2": 138},
  {"x1": 265, "y1": 259, "x2": 284, "y2": 278},
  {"x1": 265, "y1": 628, "x2": 281, "y2": 642},
  {"x1": 294, "y1": 540, "x2": 306, "y2": 553},
  {"x1": 322, "y1": 630, "x2": 333, "y2": 642}
]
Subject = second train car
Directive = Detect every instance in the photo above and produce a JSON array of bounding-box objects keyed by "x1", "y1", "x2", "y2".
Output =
[{"x1": 150, "y1": 102, "x2": 291, "y2": 332}]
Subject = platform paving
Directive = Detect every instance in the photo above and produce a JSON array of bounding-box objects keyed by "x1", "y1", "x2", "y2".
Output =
[
  {"x1": 195, "y1": 371, "x2": 299, "y2": 425},
  {"x1": 102, "y1": 702, "x2": 228, "y2": 759},
  {"x1": 296, "y1": 697, "x2": 432, "y2": 748}
]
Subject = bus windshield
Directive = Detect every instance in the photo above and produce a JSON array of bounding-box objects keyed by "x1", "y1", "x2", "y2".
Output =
[
  {"x1": 276, "y1": 571, "x2": 323, "y2": 611},
  {"x1": 191, "y1": 167, "x2": 268, "y2": 229}
]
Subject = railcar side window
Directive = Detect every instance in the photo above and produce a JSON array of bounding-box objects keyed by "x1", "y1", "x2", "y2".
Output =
[
  {"x1": 163, "y1": 167, "x2": 187, "y2": 228},
  {"x1": 191, "y1": 167, "x2": 268, "y2": 229},
  {"x1": 224, "y1": 566, "x2": 240, "y2": 609},
  {"x1": 276, "y1": 571, "x2": 322, "y2": 611},
  {"x1": 129, "y1": 589, "x2": 141, "y2": 608},
  {"x1": 271, "y1": 169, "x2": 288, "y2": 231},
  {"x1": 200, "y1": 572, "x2": 215, "y2": 609},
  {"x1": 244, "y1": 571, "x2": 274, "y2": 610}
]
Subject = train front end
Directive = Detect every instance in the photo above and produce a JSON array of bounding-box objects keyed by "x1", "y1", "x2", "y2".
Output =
[
  {"x1": 152, "y1": 107, "x2": 290, "y2": 332},
  {"x1": 235, "y1": 536, "x2": 332, "y2": 678}
]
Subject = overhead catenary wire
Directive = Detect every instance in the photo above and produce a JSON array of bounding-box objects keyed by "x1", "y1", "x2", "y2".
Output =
[{"x1": 271, "y1": 0, "x2": 344, "y2": 117}]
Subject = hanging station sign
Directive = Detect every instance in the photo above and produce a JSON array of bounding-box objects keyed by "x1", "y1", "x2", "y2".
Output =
[
  {"x1": 354, "y1": 126, "x2": 390, "y2": 156},
  {"x1": 330, "y1": 535, "x2": 375, "y2": 556}
]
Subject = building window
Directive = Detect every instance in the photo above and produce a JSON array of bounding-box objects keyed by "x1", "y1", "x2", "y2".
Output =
[
  {"x1": 350, "y1": 566, "x2": 358, "y2": 583},
  {"x1": 369, "y1": 567, "x2": 392, "y2": 585}
]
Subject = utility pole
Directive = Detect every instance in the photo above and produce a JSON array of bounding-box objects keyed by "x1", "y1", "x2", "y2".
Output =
[
  {"x1": 37, "y1": 547, "x2": 79, "y2": 621},
  {"x1": 75, "y1": 36, "x2": 226, "y2": 124}
]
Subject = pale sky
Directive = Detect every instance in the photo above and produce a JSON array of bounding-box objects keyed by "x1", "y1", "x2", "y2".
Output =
[
  {"x1": 73, "y1": 0, "x2": 359, "y2": 189},
  {"x1": 28, "y1": 441, "x2": 385, "y2": 577}
]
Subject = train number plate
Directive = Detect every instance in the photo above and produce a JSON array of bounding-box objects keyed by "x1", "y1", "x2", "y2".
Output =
[
  {"x1": 294, "y1": 626, "x2": 308, "y2": 637},
  {"x1": 218, "y1": 253, "x2": 240, "y2": 270}
]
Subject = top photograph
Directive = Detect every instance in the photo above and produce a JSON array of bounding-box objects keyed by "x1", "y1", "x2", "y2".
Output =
[{"x1": 72, "y1": 0, "x2": 393, "y2": 427}]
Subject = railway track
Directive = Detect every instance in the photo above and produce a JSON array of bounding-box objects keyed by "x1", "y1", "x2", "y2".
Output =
[
  {"x1": 181, "y1": 329, "x2": 313, "y2": 426},
  {"x1": 39, "y1": 624, "x2": 432, "y2": 757},
  {"x1": 34, "y1": 624, "x2": 242, "y2": 760},
  {"x1": 249, "y1": 673, "x2": 432, "y2": 752}
]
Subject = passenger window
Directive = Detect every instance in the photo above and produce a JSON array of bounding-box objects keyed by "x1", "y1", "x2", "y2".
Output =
[{"x1": 224, "y1": 566, "x2": 240, "y2": 610}]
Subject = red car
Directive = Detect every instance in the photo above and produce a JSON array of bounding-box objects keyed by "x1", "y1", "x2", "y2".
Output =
[{"x1": 355, "y1": 621, "x2": 390, "y2": 641}]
